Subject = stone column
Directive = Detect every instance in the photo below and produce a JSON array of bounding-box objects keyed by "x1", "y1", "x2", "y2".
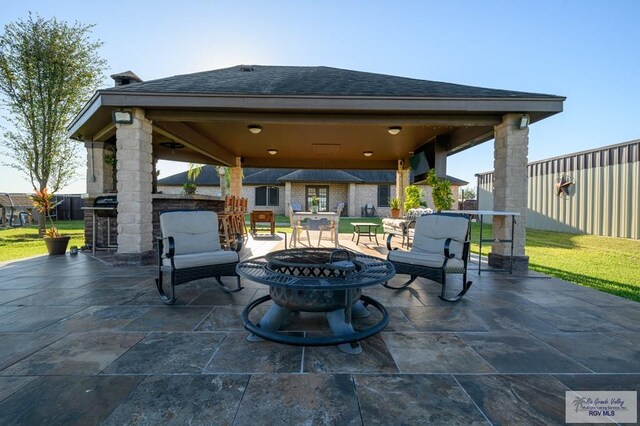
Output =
[
  {"x1": 114, "y1": 108, "x2": 154, "y2": 265},
  {"x1": 396, "y1": 159, "x2": 411, "y2": 216},
  {"x1": 84, "y1": 141, "x2": 115, "y2": 195},
  {"x1": 229, "y1": 157, "x2": 243, "y2": 197},
  {"x1": 489, "y1": 113, "x2": 529, "y2": 270},
  {"x1": 348, "y1": 183, "x2": 357, "y2": 217},
  {"x1": 284, "y1": 182, "x2": 292, "y2": 216}
]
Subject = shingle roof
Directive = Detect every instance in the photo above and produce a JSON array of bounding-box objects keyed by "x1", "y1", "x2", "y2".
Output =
[
  {"x1": 158, "y1": 166, "x2": 468, "y2": 186},
  {"x1": 277, "y1": 170, "x2": 363, "y2": 183},
  {"x1": 104, "y1": 65, "x2": 556, "y2": 99},
  {"x1": 0, "y1": 194, "x2": 33, "y2": 208}
]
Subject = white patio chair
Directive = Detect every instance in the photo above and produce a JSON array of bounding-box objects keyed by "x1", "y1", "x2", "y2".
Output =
[
  {"x1": 156, "y1": 210, "x2": 243, "y2": 305},
  {"x1": 385, "y1": 213, "x2": 472, "y2": 302}
]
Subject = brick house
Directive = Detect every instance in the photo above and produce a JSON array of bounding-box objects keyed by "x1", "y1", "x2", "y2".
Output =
[{"x1": 157, "y1": 166, "x2": 467, "y2": 217}]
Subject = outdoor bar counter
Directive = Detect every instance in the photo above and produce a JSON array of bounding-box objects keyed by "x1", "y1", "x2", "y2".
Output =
[{"x1": 83, "y1": 193, "x2": 225, "y2": 265}]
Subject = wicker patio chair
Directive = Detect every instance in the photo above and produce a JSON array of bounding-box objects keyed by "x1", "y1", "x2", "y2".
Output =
[
  {"x1": 384, "y1": 213, "x2": 472, "y2": 302},
  {"x1": 156, "y1": 210, "x2": 243, "y2": 305}
]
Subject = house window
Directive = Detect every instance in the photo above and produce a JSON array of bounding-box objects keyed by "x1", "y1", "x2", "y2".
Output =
[
  {"x1": 378, "y1": 185, "x2": 390, "y2": 207},
  {"x1": 255, "y1": 186, "x2": 279, "y2": 206},
  {"x1": 305, "y1": 185, "x2": 329, "y2": 211}
]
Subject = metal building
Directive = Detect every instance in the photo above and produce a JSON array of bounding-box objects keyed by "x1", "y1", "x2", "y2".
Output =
[{"x1": 477, "y1": 139, "x2": 640, "y2": 239}]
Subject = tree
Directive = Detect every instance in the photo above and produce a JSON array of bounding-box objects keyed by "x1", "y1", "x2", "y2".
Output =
[
  {"x1": 0, "y1": 13, "x2": 106, "y2": 193},
  {"x1": 460, "y1": 186, "x2": 476, "y2": 201},
  {"x1": 426, "y1": 169, "x2": 454, "y2": 212}
]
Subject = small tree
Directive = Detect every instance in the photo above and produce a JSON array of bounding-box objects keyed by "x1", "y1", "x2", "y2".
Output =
[
  {"x1": 426, "y1": 169, "x2": 454, "y2": 212},
  {"x1": 460, "y1": 186, "x2": 476, "y2": 201},
  {"x1": 0, "y1": 13, "x2": 106, "y2": 194},
  {"x1": 404, "y1": 185, "x2": 423, "y2": 211}
]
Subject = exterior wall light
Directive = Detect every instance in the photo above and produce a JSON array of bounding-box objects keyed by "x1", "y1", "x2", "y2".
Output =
[
  {"x1": 267, "y1": 149, "x2": 278, "y2": 155},
  {"x1": 519, "y1": 114, "x2": 530, "y2": 130},
  {"x1": 112, "y1": 110, "x2": 133, "y2": 124},
  {"x1": 363, "y1": 151, "x2": 373, "y2": 157},
  {"x1": 159, "y1": 141, "x2": 184, "y2": 154},
  {"x1": 248, "y1": 125, "x2": 262, "y2": 134},
  {"x1": 388, "y1": 126, "x2": 401, "y2": 135}
]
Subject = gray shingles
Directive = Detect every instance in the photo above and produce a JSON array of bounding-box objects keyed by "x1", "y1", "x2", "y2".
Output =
[{"x1": 104, "y1": 65, "x2": 558, "y2": 99}]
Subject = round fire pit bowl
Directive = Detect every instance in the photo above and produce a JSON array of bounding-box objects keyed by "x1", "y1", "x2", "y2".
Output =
[{"x1": 237, "y1": 248, "x2": 396, "y2": 354}]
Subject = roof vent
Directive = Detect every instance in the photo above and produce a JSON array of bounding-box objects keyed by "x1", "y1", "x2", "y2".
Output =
[
  {"x1": 239, "y1": 65, "x2": 254, "y2": 72},
  {"x1": 110, "y1": 71, "x2": 143, "y2": 86}
]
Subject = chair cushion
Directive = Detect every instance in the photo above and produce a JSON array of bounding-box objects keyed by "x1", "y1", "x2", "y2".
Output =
[
  {"x1": 160, "y1": 210, "x2": 221, "y2": 254},
  {"x1": 411, "y1": 215, "x2": 468, "y2": 259},
  {"x1": 388, "y1": 249, "x2": 465, "y2": 270},
  {"x1": 163, "y1": 250, "x2": 239, "y2": 269}
]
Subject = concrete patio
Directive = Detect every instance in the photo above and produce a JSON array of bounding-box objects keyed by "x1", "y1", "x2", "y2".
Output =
[{"x1": 0, "y1": 235, "x2": 638, "y2": 425}]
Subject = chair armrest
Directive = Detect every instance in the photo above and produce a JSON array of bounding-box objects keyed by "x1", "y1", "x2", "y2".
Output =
[
  {"x1": 157, "y1": 236, "x2": 175, "y2": 258},
  {"x1": 443, "y1": 238, "x2": 456, "y2": 259}
]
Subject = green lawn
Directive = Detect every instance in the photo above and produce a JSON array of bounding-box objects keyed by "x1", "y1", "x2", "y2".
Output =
[
  {"x1": 0, "y1": 221, "x2": 85, "y2": 262},
  {"x1": 2, "y1": 218, "x2": 638, "y2": 302}
]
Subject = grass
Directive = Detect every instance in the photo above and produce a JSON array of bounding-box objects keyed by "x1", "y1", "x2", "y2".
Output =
[
  {"x1": 469, "y1": 223, "x2": 640, "y2": 302},
  {"x1": 0, "y1": 221, "x2": 85, "y2": 263},
  {"x1": 2, "y1": 218, "x2": 637, "y2": 302}
]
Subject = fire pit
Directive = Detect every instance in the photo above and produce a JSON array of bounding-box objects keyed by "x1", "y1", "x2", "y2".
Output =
[{"x1": 236, "y1": 248, "x2": 395, "y2": 354}]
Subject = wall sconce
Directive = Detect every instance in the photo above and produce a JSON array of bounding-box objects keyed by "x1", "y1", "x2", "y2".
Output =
[
  {"x1": 159, "y1": 141, "x2": 184, "y2": 154},
  {"x1": 215, "y1": 165, "x2": 226, "y2": 176},
  {"x1": 267, "y1": 149, "x2": 278, "y2": 155},
  {"x1": 519, "y1": 114, "x2": 530, "y2": 130},
  {"x1": 112, "y1": 110, "x2": 133, "y2": 124},
  {"x1": 388, "y1": 126, "x2": 401, "y2": 135},
  {"x1": 248, "y1": 125, "x2": 262, "y2": 134},
  {"x1": 363, "y1": 151, "x2": 373, "y2": 157}
]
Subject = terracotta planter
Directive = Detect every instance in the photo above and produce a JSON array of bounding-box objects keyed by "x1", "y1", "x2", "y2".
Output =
[
  {"x1": 390, "y1": 208, "x2": 400, "y2": 218},
  {"x1": 44, "y1": 236, "x2": 71, "y2": 255}
]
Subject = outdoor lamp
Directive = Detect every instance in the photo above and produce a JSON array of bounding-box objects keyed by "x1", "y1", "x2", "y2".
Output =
[
  {"x1": 112, "y1": 110, "x2": 133, "y2": 124},
  {"x1": 363, "y1": 151, "x2": 373, "y2": 157},
  {"x1": 388, "y1": 126, "x2": 401, "y2": 135},
  {"x1": 519, "y1": 114, "x2": 530, "y2": 130},
  {"x1": 267, "y1": 149, "x2": 278, "y2": 155},
  {"x1": 248, "y1": 125, "x2": 262, "y2": 134},
  {"x1": 159, "y1": 141, "x2": 184, "y2": 154}
]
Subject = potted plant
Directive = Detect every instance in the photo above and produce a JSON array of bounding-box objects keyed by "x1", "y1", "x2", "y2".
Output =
[
  {"x1": 31, "y1": 188, "x2": 70, "y2": 255},
  {"x1": 426, "y1": 169, "x2": 454, "y2": 212},
  {"x1": 310, "y1": 195, "x2": 319, "y2": 214},
  {"x1": 182, "y1": 182, "x2": 197, "y2": 195},
  {"x1": 389, "y1": 197, "x2": 401, "y2": 218}
]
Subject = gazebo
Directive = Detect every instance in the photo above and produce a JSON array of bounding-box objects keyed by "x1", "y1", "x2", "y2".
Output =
[{"x1": 67, "y1": 65, "x2": 564, "y2": 266}]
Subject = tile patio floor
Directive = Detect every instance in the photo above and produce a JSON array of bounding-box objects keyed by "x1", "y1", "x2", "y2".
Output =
[{"x1": 0, "y1": 234, "x2": 638, "y2": 425}]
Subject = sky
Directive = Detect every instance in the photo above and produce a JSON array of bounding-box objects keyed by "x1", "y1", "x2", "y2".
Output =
[{"x1": 1, "y1": 0, "x2": 639, "y2": 194}]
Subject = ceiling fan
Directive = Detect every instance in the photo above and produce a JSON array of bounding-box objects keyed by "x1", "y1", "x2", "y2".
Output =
[{"x1": 555, "y1": 174, "x2": 576, "y2": 198}]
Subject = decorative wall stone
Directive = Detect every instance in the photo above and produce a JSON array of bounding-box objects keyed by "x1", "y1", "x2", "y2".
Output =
[
  {"x1": 115, "y1": 108, "x2": 153, "y2": 256},
  {"x1": 490, "y1": 113, "x2": 529, "y2": 269}
]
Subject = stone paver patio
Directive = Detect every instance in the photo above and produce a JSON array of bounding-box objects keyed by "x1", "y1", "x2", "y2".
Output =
[{"x1": 0, "y1": 235, "x2": 638, "y2": 425}]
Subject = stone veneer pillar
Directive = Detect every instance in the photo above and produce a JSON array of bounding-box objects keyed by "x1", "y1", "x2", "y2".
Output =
[
  {"x1": 84, "y1": 141, "x2": 114, "y2": 194},
  {"x1": 229, "y1": 157, "x2": 243, "y2": 197},
  {"x1": 396, "y1": 160, "x2": 410, "y2": 216},
  {"x1": 348, "y1": 183, "x2": 357, "y2": 217},
  {"x1": 489, "y1": 113, "x2": 529, "y2": 270},
  {"x1": 114, "y1": 108, "x2": 154, "y2": 265},
  {"x1": 284, "y1": 182, "x2": 292, "y2": 216}
]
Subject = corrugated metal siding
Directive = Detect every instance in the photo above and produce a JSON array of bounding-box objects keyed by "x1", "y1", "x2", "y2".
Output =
[{"x1": 477, "y1": 140, "x2": 640, "y2": 239}]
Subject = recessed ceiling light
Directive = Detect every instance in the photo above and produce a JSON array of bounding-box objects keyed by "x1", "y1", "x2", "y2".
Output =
[
  {"x1": 248, "y1": 125, "x2": 262, "y2": 134},
  {"x1": 363, "y1": 151, "x2": 373, "y2": 157},
  {"x1": 267, "y1": 149, "x2": 278, "y2": 155},
  {"x1": 388, "y1": 126, "x2": 401, "y2": 135}
]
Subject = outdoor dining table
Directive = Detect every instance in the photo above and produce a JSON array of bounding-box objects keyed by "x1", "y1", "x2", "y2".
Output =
[
  {"x1": 236, "y1": 247, "x2": 395, "y2": 354},
  {"x1": 290, "y1": 211, "x2": 340, "y2": 247}
]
